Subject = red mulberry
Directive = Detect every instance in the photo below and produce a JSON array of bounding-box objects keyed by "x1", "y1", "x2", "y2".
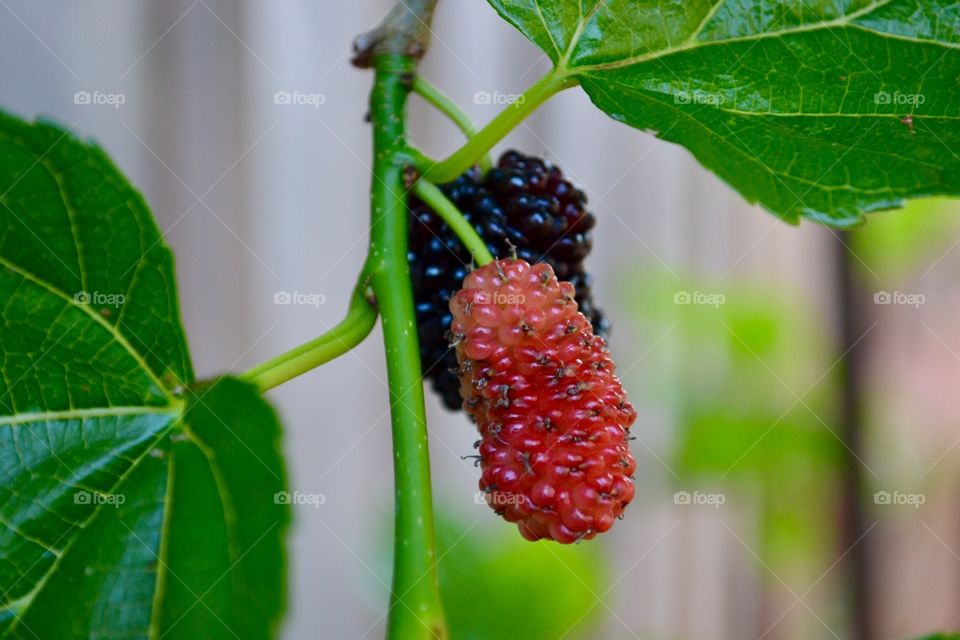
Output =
[{"x1": 450, "y1": 259, "x2": 636, "y2": 543}]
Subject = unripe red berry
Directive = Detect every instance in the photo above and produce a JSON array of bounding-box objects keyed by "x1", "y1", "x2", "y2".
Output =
[{"x1": 451, "y1": 259, "x2": 636, "y2": 543}]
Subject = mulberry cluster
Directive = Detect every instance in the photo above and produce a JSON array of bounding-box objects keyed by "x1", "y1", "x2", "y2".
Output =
[{"x1": 408, "y1": 150, "x2": 608, "y2": 410}]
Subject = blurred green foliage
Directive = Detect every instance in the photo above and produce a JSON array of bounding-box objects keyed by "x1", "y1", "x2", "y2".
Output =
[
  {"x1": 434, "y1": 512, "x2": 607, "y2": 640},
  {"x1": 851, "y1": 198, "x2": 960, "y2": 281},
  {"x1": 628, "y1": 271, "x2": 843, "y2": 566}
]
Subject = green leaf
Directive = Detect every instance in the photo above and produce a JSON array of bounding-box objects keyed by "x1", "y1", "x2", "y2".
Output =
[
  {"x1": 488, "y1": 1, "x2": 960, "y2": 226},
  {"x1": 154, "y1": 379, "x2": 289, "y2": 640},
  {"x1": 0, "y1": 113, "x2": 289, "y2": 639}
]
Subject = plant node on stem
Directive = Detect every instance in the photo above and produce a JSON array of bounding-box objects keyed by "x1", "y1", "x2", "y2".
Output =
[{"x1": 352, "y1": 0, "x2": 438, "y2": 68}]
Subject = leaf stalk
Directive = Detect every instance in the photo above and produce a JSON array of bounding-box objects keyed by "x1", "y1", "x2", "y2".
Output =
[
  {"x1": 419, "y1": 70, "x2": 577, "y2": 183},
  {"x1": 240, "y1": 278, "x2": 377, "y2": 392},
  {"x1": 412, "y1": 76, "x2": 492, "y2": 172}
]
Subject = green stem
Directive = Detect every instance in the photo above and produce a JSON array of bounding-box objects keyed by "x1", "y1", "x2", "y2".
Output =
[
  {"x1": 413, "y1": 180, "x2": 494, "y2": 265},
  {"x1": 419, "y1": 70, "x2": 576, "y2": 183},
  {"x1": 369, "y1": 54, "x2": 447, "y2": 640},
  {"x1": 412, "y1": 76, "x2": 492, "y2": 172},
  {"x1": 240, "y1": 279, "x2": 377, "y2": 392}
]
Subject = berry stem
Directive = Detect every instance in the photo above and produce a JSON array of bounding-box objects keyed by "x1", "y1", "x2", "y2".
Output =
[
  {"x1": 418, "y1": 70, "x2": 578, "y2": 183},
  {"x1": 239, "y1": 277, "x2": 377, "y2": 392},
  {"x1": 413, "y1": 179, "x2": 494, "y2": 265},
  {"x1": 412, "y1": 76, "x2": 492, "y2": 172},
  {"x1": 368, "y1": 54, "x2": 447, "y2": 640}
]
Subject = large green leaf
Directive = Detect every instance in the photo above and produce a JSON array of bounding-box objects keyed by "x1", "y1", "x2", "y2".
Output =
[
  {"x1": 488, "y1": 1, "x2": 960, "y2": 225},
  {"x1": 0, "y1": 113, "x2": 288, "y2": 639}
]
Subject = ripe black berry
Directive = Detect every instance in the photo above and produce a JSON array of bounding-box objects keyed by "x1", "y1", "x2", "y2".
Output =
[{"x1": 408, "y1": 150, "x2": 609, "y2": 410}]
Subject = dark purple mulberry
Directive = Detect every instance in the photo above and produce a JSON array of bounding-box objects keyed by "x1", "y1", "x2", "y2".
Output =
[{"x1": 408, "y1": 150, "x2": 609, "y2": 410}]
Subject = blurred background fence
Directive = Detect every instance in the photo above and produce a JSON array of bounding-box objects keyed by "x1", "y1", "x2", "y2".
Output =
[{"x1": 2, "y1": 1, "x2": 959, "y2": 638}]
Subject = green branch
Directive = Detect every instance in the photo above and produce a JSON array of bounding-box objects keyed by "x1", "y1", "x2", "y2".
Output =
[
  {"x1": 413, "y1": 76, "x2": 492, "y2": 172},
  {"x1": 368, "y1": 54, "x2": 447, "y2": 640},
  {"x1": 418, "y1": 70, "x2": 577, "y2": 183},
  {"x1": 414, "y1": 180, "x2": 494, "y2": 265},
  {"x1": 240, "y1": 279, "x2": 377, "y2": 392}
]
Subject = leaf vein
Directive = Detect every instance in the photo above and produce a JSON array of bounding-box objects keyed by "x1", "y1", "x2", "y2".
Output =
[{"x1": 0, "y1": 255, "x2": 173, "y2": 401}]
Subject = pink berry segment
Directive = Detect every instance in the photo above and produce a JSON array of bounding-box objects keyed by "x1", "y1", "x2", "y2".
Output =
[{"x1": 450, "y1": 259, "x2": 637, "y2": 543}]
